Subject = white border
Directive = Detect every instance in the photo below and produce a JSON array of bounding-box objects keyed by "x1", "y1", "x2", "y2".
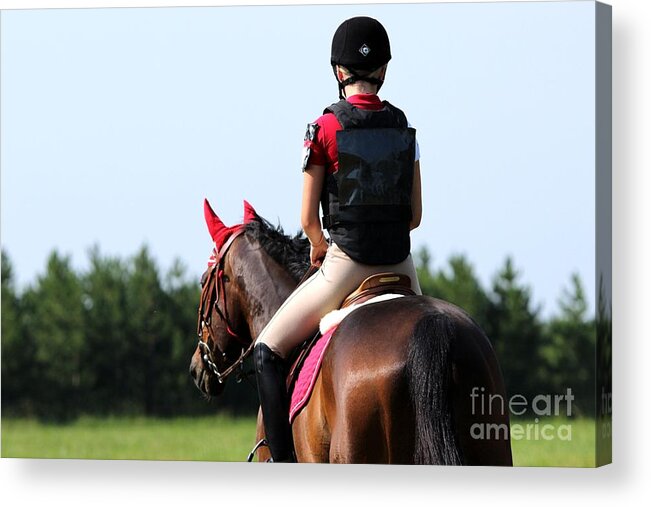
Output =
[
  {"x1": 0, "y1": 0, "x2": 605, "y2": 8},
  {"x1": 2, "y1": 0, "x2": 650, "y2": 505}
]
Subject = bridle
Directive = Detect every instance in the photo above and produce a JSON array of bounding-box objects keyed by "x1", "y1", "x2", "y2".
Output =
[
  {"x1": 196, "y1": 226, "x2": 319, "y2": 385},
  {"x1": 196, "y1": 228, "x2": 255, "y2": 384}
]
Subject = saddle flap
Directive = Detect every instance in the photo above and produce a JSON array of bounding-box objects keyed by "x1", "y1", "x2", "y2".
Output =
[{"x1": 341, "y1": 272, "x2": 414, "y2": 309}]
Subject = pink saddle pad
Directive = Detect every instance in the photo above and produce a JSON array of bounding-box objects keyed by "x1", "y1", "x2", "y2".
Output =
[{"x1": 288, "y1": 326, "x2": 337, "y2": 423}]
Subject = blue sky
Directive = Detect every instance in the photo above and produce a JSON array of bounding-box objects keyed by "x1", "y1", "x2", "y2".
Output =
[{"x1": 1, "y1": 1, "x2": 596, "y2": 317}]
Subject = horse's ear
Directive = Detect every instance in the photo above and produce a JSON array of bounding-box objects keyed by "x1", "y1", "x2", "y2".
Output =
[
  {"x1": 204, "y1": 199, "x2": 227, "y2": 242},
  {"x1": 243, "y1": 200, "x2": 258, "y2": 223}
]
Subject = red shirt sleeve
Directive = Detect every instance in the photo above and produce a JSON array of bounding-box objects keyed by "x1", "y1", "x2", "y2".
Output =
[
  {"x1": 303, "y1": 113, "x2": 341, "y2": 173},
  {"x1": 303, "y1": 120, "x2": 326, "y2": 167}
]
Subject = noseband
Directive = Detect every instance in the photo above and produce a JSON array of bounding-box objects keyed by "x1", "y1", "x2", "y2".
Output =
[{"x1": 196, "y1": 228, "x2": 255, "y2": 384}]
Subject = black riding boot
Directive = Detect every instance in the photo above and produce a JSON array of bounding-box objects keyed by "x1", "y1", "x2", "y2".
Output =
[{"x1": 254, "y1": 342, "x2": 296, "y2": 463}]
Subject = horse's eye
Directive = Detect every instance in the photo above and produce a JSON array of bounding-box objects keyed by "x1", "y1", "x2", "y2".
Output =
[
  {"x1": 200, "y1": 272, "x2": 209, "y2": 287},
  {"x1": 222, "y1": 274, "x2": 230, "y2": 283}
]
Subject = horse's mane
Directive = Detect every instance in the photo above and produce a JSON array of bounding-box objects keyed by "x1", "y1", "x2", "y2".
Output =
[{"x1": 244, "y1": 215, "x2": 311, "y2": 283}]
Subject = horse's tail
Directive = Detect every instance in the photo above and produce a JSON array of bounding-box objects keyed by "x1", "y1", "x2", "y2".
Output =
[{"x1": 406, "y1": 312, "x2": 463, "y2": 465}]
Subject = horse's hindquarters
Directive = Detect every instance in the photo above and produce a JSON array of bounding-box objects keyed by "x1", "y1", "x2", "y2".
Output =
[{"x1": 293, "y1": 296, "x2": 513, "y2": 465}]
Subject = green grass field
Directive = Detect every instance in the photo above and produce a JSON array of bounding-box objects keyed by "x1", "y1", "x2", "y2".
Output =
[
  {"x1": 509, "y1": 417, "x2": 596, "y2": 467},
  {"x1": 1, "y1": 416, "x2": 597, "y2": 466},
  {"x1": 1, "y1": 416, "x2": 259, "y2": 462}
]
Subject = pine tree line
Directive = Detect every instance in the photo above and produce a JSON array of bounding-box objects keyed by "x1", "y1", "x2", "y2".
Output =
[
  {"x1": 2, "y1": 246, "x2": 596, "y2": 421},
  {"x1": 1, "y1": 247, "x2": 258, "y2": 421}
]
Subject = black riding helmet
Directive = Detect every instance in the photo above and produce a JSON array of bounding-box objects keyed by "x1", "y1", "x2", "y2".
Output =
[{"x1": 330, "y1": 16, "x2": 392, "y2": 99}]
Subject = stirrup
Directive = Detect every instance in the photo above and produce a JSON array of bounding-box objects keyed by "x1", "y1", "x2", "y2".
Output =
[
  {"x1": 266, "y1": 452, "x2": 297, "y2": 463},
  {"x1": 247, "y1": 438, "x2": 269, "y2": 462}
]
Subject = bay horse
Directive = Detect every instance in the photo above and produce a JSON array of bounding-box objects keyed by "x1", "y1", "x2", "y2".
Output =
[{"x1": 189, "y1": 199, "x2": 512, "y2": 465}]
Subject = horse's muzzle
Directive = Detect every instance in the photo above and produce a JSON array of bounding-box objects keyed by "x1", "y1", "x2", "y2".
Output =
[{"x1": 189, "y1": 349, "x2": 225, "y2": 397}]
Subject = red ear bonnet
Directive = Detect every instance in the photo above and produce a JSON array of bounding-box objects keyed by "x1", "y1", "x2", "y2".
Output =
[
  {"x1": 203, "y1": 199, "x2": 242, "y2": 251},
  {"x1": 243, "y1": 200, "x2": 258, "y2": 224}
]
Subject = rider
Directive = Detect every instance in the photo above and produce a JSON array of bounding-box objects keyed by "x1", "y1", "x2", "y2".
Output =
[{"x1": 253, "y1": 16, "x2": 423, "y2": 462}]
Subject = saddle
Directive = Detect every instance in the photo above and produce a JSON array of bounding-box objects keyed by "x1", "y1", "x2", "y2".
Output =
[
  {"x1": 286, "y1": 272, "x2": 415, "y2": 391},
  {"x1": 340, "y1": 272, "x2": 415, "y2": 309}
]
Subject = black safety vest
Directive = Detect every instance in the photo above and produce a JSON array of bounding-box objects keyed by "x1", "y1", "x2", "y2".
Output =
[{"x1": 321, "y1": 99, "x2": 416, "y2": 265}]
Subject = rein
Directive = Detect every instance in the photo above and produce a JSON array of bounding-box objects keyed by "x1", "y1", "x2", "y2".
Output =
[{"x1": 197, "y1": 228, "x2": 254, "y2": 384}]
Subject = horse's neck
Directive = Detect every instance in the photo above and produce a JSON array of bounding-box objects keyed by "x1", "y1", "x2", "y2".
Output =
[{"x1": 232, "y1": 240, "x2": 299, "y2": 340}]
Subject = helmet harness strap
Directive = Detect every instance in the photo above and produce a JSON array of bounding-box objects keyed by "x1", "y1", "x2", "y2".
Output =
[{"x1": 333, "y1": 65, "x2": 385, "y2": 100}]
